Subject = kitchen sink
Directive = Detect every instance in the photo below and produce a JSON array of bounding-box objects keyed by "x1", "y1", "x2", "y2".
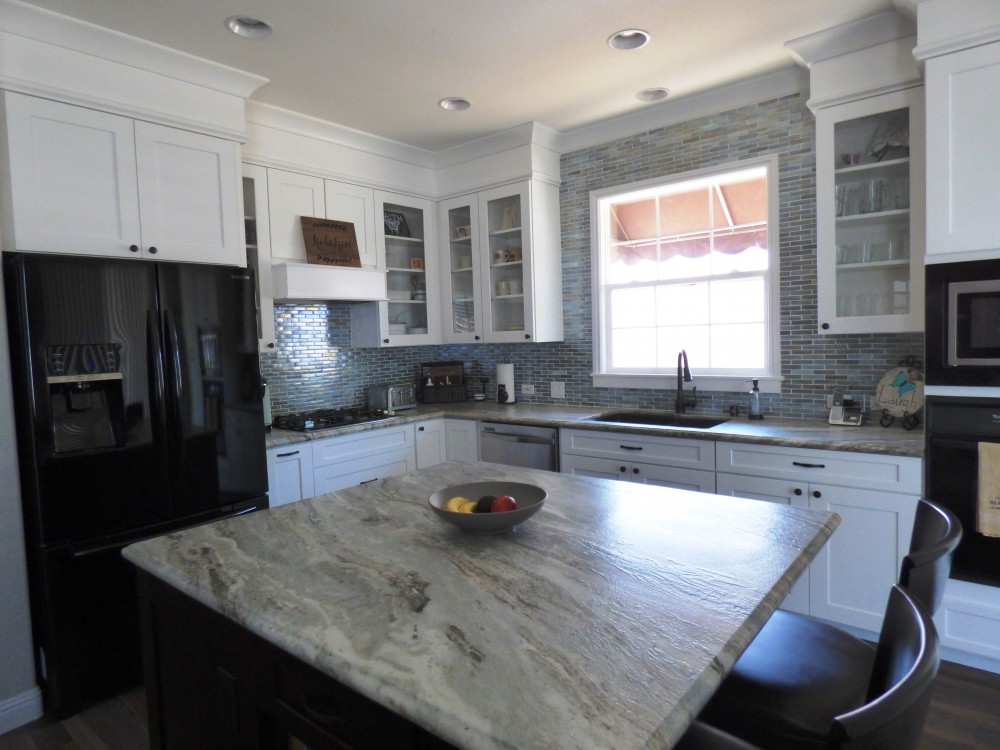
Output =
[{"x1": 582, "y1": 410, "x2": 730, "y2": 429}]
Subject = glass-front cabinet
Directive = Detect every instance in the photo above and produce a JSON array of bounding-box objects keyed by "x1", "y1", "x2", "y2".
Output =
[
  {"x1": 440, "y1": 195, "x2": 484, "y2": 342},
  {"x1": 439, "y1": 179, "x2": 562, "y2": 344},
  {"x1": 241, "y1": 164, "x2": 275, "y2": 351},
  {"x1": 351, "y1": 192, "x2": 440, "y2": 347},
  {"x1": 815, "y1": 87, "x2": 924, "y2": 334}
]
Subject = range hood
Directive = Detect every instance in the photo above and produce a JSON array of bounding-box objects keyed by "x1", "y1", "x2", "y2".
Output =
[{"x1": 272, "y1": 263, "x2": 387, "y2": 302}]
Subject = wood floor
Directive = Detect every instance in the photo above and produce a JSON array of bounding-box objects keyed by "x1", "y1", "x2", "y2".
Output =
[{"x1": 1, "y1": 660, "x2": 998, "y2": 749}]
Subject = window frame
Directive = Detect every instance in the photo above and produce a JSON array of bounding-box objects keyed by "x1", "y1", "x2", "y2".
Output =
[{"x1": 589, "y1": 155, "x2": 782, "y2": 394}]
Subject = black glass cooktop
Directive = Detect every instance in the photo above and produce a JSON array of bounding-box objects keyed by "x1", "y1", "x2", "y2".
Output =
[{"x1": 272, "y1": 407, "x2": 393, "y2": 432}]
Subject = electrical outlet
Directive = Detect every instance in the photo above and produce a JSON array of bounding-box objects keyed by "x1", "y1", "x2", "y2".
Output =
[
  {"x1": 521, "y1": 384, "x2": 535, "y2": 395},
  {"x1": 551, "y1": 381, "x2": 566, "y2": 399}
]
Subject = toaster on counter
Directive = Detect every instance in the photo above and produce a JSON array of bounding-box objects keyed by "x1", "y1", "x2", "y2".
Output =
[{"x1": 367, "y1": 383, "x2": 418, "y2": 411}]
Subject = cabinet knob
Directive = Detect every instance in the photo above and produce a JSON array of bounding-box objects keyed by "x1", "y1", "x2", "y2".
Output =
[
  {"x1": 474, "y1": 335, "x2": 480, "y2": 341},
  {"x1": 418, "y1": 426, "x2": 424, "y2": 431},
  {"x1": 383, "y1": 339, "x2": 389, "y2": 344},
  {"x1": 129, "y1": 244, "x2": 139, "y2": 253},
  {"x1": 821, "y1": 323, "x2": 830, "y2": 330},
  {"x1": 524, "y1": 334, "x2": 530, "y2": 339},
  {"x1": 632, "y1": 467, "x2": 639, "y2": 475},
  {"x1": 619, "y1": 466, "x2": 627, "y2": 473},
  {"x1": 812, "y1": 490, "x2": 822, "y2": 498},
  {"x1": 793, "y1": 488, "x2": 803, "y2": 496},
  {"x1": 267, "y1": 342, "x2": 275, "y2": 349},
  {"x1": 148, "y1": 246, "x2": 158, "y2": 254}
]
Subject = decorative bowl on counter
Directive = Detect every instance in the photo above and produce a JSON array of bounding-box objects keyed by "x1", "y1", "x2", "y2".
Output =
[{"x1": 428, "y1": 481, "x2": 546, "y2": 534}]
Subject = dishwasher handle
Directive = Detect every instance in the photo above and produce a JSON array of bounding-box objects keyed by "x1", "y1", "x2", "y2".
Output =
[{"x1": 481, "y1": 429, "x2": 555, "y2": 446}]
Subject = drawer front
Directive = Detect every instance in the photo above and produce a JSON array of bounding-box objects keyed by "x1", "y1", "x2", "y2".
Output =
[
  {"x1": 311, "y1": 426, "x2": 412, "y2": 468},
  {"x1": 275, "y1": 653, "x2": 416, "y2": 750},
  {"x1": 715, "y1": 441, "x2": 921, "y2": 494},
  {"x1": 560, "y1": 429, "x2": 715, "y2": 470},
  {"x1": 313, "y1": 449, "x2": 416, "y2": 495}
]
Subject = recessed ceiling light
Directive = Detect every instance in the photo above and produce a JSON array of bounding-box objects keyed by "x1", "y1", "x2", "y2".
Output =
[
  {"x1": 636, "y1": 87, "x2": 670, "y2": 102},
  {"x1": 608, "y1": 29, "x2": 650, "y2": 51},
  {"x1": 225, "y1": 16, "x2": 272, "y2": 40},
  {"x1": 439, "y1": 97, "x2": 471, "y2": 111}
]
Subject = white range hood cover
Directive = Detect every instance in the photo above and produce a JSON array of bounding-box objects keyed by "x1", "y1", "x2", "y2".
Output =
[{"x1": 272, "y1": 263, "x2": 387, "y2": 302}]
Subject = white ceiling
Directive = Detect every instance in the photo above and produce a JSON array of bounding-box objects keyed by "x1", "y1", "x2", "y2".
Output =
[{"x1": 18, "y1": 0, "x2": 906, "y2": 152}]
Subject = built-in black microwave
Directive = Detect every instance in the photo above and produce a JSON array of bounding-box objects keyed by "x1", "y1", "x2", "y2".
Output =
[{"x1": 926, "y1": 258, "x2": 1000, "y2": 386}]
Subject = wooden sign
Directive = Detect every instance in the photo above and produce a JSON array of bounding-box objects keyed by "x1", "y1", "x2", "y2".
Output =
[{"x1": 300, "y1": 216, "x2": 361, "y2": 267}]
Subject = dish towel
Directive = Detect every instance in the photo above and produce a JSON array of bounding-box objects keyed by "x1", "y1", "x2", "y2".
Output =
[{"x1": 977, "y1": 442, "x2": 1000, "y2": 538}]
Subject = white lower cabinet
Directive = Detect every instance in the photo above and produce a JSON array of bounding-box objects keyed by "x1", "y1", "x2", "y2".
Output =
[
  {"x1": 716, "y1": 441, "x2": 921, "y2": 633},
  {"x1": 415, "y1": 419, "x2": 446, "y2": 468},
  {"x1": 444, "y1": 419, "x2": 479, "y2": 462},
  {"x1": 312, "y1": 426, "x2": 416, "y2": 495},
  {"x1": 559, "y1": 429, "x2": 716, "y2": 493},
  {"x1": 266, "y1": 444, "x2": 315, "y2": 508}
]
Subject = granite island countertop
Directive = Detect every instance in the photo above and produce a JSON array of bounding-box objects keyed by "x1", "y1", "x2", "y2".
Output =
[
  {"x1": 124, "y1": 462, "x2": 839, "y2": 750},
  {"x1": 266, "y1": 401, "x2": 924, "y2": 458}
]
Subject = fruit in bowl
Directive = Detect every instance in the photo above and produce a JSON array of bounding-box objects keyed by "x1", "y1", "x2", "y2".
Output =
[{"x1": 428, "y1": 482, "x2": 545, "y2": 534}]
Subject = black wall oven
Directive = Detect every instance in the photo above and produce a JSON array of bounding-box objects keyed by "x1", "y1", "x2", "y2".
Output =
[{"x1": 925, "y1": 258, "x2": 1000, "y2": 588}]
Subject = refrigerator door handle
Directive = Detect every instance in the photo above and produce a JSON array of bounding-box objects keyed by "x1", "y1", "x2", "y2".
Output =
[
  {"x1": 163, "y1": 310, "x2": 185, "y2": 469},
  {"x1": 147, "y1": 311, "x2": 167, "y2": 431}
]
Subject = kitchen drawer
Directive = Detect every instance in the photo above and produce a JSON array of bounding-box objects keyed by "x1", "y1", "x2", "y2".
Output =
[
  {"x1": 560, "y1": 428, "x2": 715, "y2": 471},
  {"x1": 311, "y1": 425, "x2": 412, "y2": 468},
  {"x1": 313, "y1": 449, "x2": 416, "y2": 495},
  {"x1": 715, "y1": 441, "x2": 921, "y2": 494},
  {"x1": 274, "y1": 653, "x2": 416, "y2": 750}
]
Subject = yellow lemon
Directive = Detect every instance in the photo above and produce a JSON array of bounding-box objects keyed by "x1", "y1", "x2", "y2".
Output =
[
  {"x1": 444, "y1": 496, "x2": 468, "y2": 513},
  {"x1": 458, "y1": 500, "x2": 478, "y2": 513}
]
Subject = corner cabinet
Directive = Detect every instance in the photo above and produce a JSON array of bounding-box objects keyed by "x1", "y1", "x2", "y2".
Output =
[
  {"x1": 815, "y1": 87, "x2": 925, "y2": 334},
  {"x1": 351, "y1": 192, "x2": 441, "y2": 347},
  {"x1": 242, "y1": 164, "x2": 276, "y2": 351},
  {"x1": 1, "y1": 91, "x2": 244, "y2": 265},
  {"x1": 439, "y1": 179, "x2": 563, "y2": 344}
]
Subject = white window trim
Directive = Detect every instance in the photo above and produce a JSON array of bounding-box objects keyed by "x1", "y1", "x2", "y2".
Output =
[{"x1": 589, "y1": 155, "x2": 782, "y2": 394}]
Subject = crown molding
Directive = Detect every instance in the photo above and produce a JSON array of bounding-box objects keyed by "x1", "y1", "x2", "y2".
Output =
[
  {"x1": 785, "y1": 10, "x2": 915, "y2": 68},
  {"x1": 0, "y1": 0, "x2": 267, "y2": 98},
  {"x1": 554, "y1": 67, "x2": 808, "y2": 155}
]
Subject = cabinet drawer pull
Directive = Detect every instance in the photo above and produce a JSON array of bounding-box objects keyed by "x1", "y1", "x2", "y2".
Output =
[
  {"x1": 792, "y1": 461, "x2": 825, "y2": 469},
  {"x1": 620, "y1": 445, "x2": 643, "y2": 451},
  {"x1": 360, "y1": 478, "x2": 378, "y2": 485},
  {"x1": 300, "y1": 695, "x2": 347, "y2": 728},
  {"x1": 276, "y1": 450, "x2": 300, "y2": 458}
]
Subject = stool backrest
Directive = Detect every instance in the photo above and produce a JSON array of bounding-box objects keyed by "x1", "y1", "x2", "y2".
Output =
[
  {"x1": 832, "y1": 585, "x2": 939, "y2": 750},
  {"x1": 899, "y1": 499, "x2": 962, "y2": 615}
]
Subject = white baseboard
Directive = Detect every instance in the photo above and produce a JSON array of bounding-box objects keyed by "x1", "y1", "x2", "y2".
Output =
[{"x1": 0, "y1": 685, "x2": 42, "y2": 735}]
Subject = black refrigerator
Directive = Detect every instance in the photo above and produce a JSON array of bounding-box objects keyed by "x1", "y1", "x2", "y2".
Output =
[{"x1": 3, "y1": 251, "x2": 268, "y2": 717}]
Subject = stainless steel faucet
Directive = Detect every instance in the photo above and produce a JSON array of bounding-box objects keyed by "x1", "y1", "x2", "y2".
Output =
[{"x1": 676, "y1": 350, "x2": 697, "y2": 414}]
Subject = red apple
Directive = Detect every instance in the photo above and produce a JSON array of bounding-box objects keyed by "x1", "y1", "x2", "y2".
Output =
[{"x1": 490, "y1": 495, "x2": 518, "y2": 513}]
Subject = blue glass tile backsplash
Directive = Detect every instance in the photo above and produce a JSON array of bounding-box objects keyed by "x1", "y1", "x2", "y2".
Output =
[{"x1": 260, "y1": 90, "x2": 923, "y2": 420}]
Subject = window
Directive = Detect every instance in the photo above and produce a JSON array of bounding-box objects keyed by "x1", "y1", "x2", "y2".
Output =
[{"x1": 591, "y1": 158, "x2": 780, "y2": 392}]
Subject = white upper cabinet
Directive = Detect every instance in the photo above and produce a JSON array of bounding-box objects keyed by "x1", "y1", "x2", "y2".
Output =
[
  {"x1": 266, "y1": 168, "x2": 377, "y2": 268},
  {"x1": 242, "y1": 164, "x2": 276, "y2": 351},
  {"x1": 923, "y1": 41, "x2": 1000, "y2": 261},
  {"x1": 815, "y1": 87, "x2": 925, "y2": 334},
  {"x1": 438, "y1": 179, "x2": 562, "y2": 344},
  {"x1": 2, "y1": 92, "x2": 243, "y2": 265}
]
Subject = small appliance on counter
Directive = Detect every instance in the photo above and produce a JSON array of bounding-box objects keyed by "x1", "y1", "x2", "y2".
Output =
[
  {"x1": 366, "y1": 383, "x2": 418, "y2": 412},
  {"x1": 420, "y1": 361, "x2": 467, "y2": 403},
  {"x1": 497, "y1": 362, "x2": 516, "y2": 404}
]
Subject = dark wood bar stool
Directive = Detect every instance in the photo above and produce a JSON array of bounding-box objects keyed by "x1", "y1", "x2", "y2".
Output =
[{"x1": 697, "y1": 499, "x2": 959, "y2": 748}]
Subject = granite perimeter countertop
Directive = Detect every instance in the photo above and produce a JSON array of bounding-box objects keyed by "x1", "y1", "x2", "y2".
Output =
[
  {"x1": 266, "y1": 401, "x2": 924, "y2": 458},
  {"x1": 124, "y1": 462, "x2": 839, "y2": 750}
]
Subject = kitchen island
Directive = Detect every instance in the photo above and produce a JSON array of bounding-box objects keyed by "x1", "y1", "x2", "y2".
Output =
[{"x1": 124, "y1": 462, "x2": 839, "y2": 750}]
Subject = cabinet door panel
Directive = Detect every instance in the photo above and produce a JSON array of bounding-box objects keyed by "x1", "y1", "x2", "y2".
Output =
[
  {"x1": 267, "y1": 169, "x2": 325, "y2": 262},
  {"x1": 326, "y1": 180, "x2": 376, "y2": 268},
  {"x1": 716, "y1": 473, "x2": 810, "y2": 614},
  {"x1": 267, "y1": 446, "x2": 315, "y2": 507},
  {"x1": 313, "y1": 450, "x2": 416, "y2": 495},
  {"x1": 4, "y1": 92, "x2": 141, "y2": 256},
  {"x1": 415, "y1": 419, "x2": 446, "y2": 469},
  {"x1": 560, "y1": 454, "x2": 629, "y2": 481},
  {"x1": 444, "y1": 419, "x2": 479, "y2": 462},
  {"x1": 134, "y1": 122, "x2": 242, "y2": 265},
  {"x1": 633, "y1": 463, "x2": 715, "y2": 493},
  {"x1": 808, "y1": 485, "x2": 916, "y2": 631}
]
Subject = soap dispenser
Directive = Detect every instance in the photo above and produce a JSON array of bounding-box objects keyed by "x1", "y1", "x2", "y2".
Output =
[{"x1": 748, "y1": 379, "x2": 764, "y2": 420}]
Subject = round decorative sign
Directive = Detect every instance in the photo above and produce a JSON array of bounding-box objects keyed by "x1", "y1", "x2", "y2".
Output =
[{"x1": 875, "y1": 365, "x2": 925, "y2": 418}]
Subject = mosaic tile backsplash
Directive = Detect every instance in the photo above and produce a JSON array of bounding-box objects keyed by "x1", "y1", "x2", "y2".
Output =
[{"x1": 260, "y1": 90, "x2": 924, "y2": 420}]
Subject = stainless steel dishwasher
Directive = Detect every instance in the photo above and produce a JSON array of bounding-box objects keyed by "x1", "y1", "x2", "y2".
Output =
[{"x1": 479, "y1": 422, "x2": 559, "y2": 472}]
